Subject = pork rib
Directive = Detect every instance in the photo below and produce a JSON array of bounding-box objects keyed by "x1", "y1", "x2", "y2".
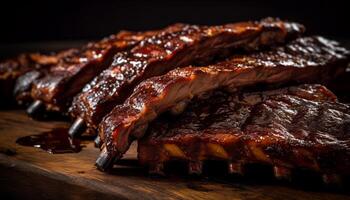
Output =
[
  {"x1": 69, "y1": 18, "x2": 304, "y2": 136},
  {"x1": 14, "y1": 49, "x2": 79, "y2": 105},
  {"x1": 96, "y1": 36, "x2": 349, "y2": 171},
  {"x1": 0, "y1": 53, "x2": 61, "y2": 105},
  {"x1": 138, "y1": 84, "x2": 350, "y2": 182},
  {"x1": 28, "y1": 28, "x2": 165, "y2": 115}
]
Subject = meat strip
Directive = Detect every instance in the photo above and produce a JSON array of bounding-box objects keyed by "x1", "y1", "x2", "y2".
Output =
[
  {"x1": 14, "y1": 49, "x2": 78, "y2": 105},
  {"x1": 28, "y1": 27, "x2": 167, "y2": 115},
  {"x1": 96, "y1": 36, "x2": 349, "y2": 171},
  {"x1": 138, "y1": 84, "x2": 349, "y2": 183},
  {"x1": 69, "y1": 18, "x2": 304, "y2": 137},
  {"x1": 0, "y1": 53, "x2": 61, "y2": 105}
]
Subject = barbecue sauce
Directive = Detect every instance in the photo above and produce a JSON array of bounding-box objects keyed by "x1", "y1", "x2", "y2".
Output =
[{"x1": 16, "y1": 128, "x2": 84, "y2": 153}]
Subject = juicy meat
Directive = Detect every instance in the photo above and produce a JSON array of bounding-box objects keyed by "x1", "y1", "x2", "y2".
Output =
[
  {"x1": 96, "y1": 36, "x2": 350, "y2": 171},
  {"x1": 14, "y1": 49, "x2": 79, "y2": 105},
  {"x1": 0, "y1": 53, "x2": 61, "y2": 105},
  {"x1": 70, "y1": 18, "x2": 304, "y2": 131},
  {"x1": 30, "y1": 28, "x2": 164, "y2": 112},
  {"x1": 138, "y1": 84, "x2": 350, "y2": 179}
]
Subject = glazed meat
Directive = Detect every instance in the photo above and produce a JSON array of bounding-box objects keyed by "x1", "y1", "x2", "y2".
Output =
[
  {"x1": 138, "y1": 84, "x2": 350, "y2": 183},
  {"x1": 69, "y1": 18, "x2": 304, "y2": 137},
  {"x1": 14, "y1": 49, "x2": 79, "y2": 105},
  {"x1": 28, "y1": 28, "x2": 165, "y2": 115},
  {"x1": 96, "y1": 36, "x2": 349, "y2": 171},
  {"x1": 0, "y1": 53, "x2": 61, "y2": 105}
]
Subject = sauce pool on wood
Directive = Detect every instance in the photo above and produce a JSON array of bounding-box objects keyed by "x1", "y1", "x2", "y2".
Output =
[{"x1": 16, "y1": 128, "x2": 84, "y2": 153}]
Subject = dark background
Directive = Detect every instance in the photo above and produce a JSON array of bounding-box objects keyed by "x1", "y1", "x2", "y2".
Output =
[{"x1": 0, "y1": 0, "x2": 349, "y2": 58}]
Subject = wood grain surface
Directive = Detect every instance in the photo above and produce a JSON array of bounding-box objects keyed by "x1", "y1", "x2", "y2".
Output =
[{"x1": 0, "y1": 110, "x2": 349, "y2": 200}]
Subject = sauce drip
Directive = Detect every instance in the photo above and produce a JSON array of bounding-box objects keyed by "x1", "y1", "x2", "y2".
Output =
[{"x1": 16, "y1": 128, "x2": 84, "y2": 153}]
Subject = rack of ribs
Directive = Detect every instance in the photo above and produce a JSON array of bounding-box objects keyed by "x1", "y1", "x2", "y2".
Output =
[
  {"x1": 69, "y1": 18, "x2": 304, "y2": 138},
  {"x1": 0, "y1": 53, "x2": 63, "y2": 105},
  {"x1": 96, "y1": 36, "x2": 350, "y2": 171},
  {"x1": 14, "y1": 49, "x2": 79, "y2": 105},
  {"x1": 138, "y1": 84, "x2": 350, "y2": 183},
  {"x1": 27, "y1": 27, "x2": 167, "y2": 117}
]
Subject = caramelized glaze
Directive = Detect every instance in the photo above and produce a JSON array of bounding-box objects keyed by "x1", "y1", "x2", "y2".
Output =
[
  {"x1": 98, "y1": 36, "x2": 349, "y2": 170},
  {"x1": 71, "y1": 18, "x2": 304, "y2": 132},
  {"x1": 139, "y1": 84, "x2": 350, "y2": 175}
]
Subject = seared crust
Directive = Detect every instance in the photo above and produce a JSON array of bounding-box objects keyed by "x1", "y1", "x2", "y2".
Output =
[
  {"x1": 70, "y1": 18, "x2": 304, "y2": 130},
  {"x1": 138, "y1": 84, "x2": 350, "y2": 176},
  {"x1": 13, "y1": 49, "x2": 79, "y2": 105},
  {"x1": 30, "y1": 29, "x2": 162, "y2": 112},
  {"x1": 98, "y1": 36, "x2": 349, "y2": 167},
  {"x1": 0, "y1": 53, "x2": 61, "y2": 104}
]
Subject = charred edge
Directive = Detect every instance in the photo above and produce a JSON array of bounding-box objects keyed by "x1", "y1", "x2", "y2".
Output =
[
  {"x1": 26, "y1": 100, "x2": 45, "y2": 118},
  {"x1": 68, "y1": 118, "x2": 86, "y2": 138},
  {"x1": 95, "y1": 147, "x2": 116, "y2": 172},
  {"x1": 94, "y1": 136, "x2": 102, "y2": 148}
]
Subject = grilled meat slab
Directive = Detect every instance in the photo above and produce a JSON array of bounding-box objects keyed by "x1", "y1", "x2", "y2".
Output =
[
  {"x1": 96, "y1": 36, "x2": 349, "y2": 171},
  {"x1": 138, "y1": 84, "x2": 350, "y2": 182},
  {"x1": 0, "y1": 53, "x2": 62, "y2": 105},
  {"x1": 70, "y1": 18, "x2": 304, "y2": 135},
  {"x1": 14, "y1": 49, "x2": 79, "y2": 105},
  {"x1": 29, "y1": 29, "x2": 163, "y2": 113}
]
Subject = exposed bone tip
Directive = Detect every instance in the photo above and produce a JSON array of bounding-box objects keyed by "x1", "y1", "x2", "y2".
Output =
[
  {"x1": 95, "y1": 148, "x2": 115, "y2": 172},
  {"x1": 26, "y1": 100, "x2": 44, "y2": 117},
  {"x1": 68, "y1": 118, "x2": 86, "y2": 138},
  {"x1": 322, "y1": 174, "x2": 342, "y2": 185},
  {"x1": 228, "y1": 161, "x2": 244, "y2": 175},
  {"x1": 94, "y1": 136, "x2": 102, "y2": 148},
  {"x1": 188, "y1": 161, "x2": 203, "y2": 175},
  {"x1": 273, "y1": 166, "x2": 292, "y2": 181}
]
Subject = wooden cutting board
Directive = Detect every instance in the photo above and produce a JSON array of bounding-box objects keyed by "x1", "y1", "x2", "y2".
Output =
[{"x1": 0, "y1": 110, "x2": 349, "y2": 200}]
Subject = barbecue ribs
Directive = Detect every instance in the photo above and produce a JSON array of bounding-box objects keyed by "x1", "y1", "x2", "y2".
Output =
[
  {"x1": 0, "y1": 53, "x2": 63, "y2": 105},
  {"x1": 96, "y1": 36, "x2": 349, "y2": 171},
  {"x1": 69, "y1": 18, "x2": 304, "y2": 138},
  {"x1": 138, "y1": 84, "x2": 350, "y2": 183},
  {"x1": 14, "y1": 49, "x2": 79, "y2": 105},
  {"x1": 28, "y1": 28, "x2": 165, "y2": 115}
]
